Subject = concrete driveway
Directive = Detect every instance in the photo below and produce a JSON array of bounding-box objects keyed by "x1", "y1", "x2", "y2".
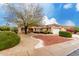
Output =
[{"x1": 31, "y1": 39, "x2": 79, "y2": 56}]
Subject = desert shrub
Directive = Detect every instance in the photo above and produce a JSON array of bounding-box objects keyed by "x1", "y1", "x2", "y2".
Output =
[
  {"x1": 0, "y1": 26, "x2": 10, "y2": 31},
  {"x1": 0, "y1": 31, "x2": 20, "y2": 51},
  {"x1": 59, "y1": 31, "x2": 72, "y2": 38}
]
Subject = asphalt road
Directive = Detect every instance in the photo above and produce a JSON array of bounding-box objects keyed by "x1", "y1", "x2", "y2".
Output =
[{"x1": 68, "y1": 49, "x2": 79, "y2": 56}]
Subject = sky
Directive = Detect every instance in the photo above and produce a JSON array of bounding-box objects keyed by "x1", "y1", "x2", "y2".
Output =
[
  {"x1": 41, "y1": 3, "x2": 79, "y2": 26},
  {"x1": 0, "y1": 3, "x2": 79, "y2": 26}
]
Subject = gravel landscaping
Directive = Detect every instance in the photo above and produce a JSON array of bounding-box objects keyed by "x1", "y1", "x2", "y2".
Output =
[{"x1": 34, "y1": 35, "x2": 72, "y2": 46}]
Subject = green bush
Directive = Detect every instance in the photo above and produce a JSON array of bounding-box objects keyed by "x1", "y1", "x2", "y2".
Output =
[
  {"x1": 59, "y1": 31, "x2": 72, "y2": 38},
  {"x1": 74, "y1": 27, "x2": 79, "y2": 32},
  {"x1": 11, "y1": 27, "x2": 18, "y2": 33},
  {"x1": 0, "y1": 31, "x2": 20, "y2": 51},
  {"x1": 0, "y1": 26, "x2": 10, "y2": 31}
]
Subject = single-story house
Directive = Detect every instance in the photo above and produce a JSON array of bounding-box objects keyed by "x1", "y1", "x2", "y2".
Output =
[{"x1": 20, "y1": 24, "x2": 66, "y2": 34}]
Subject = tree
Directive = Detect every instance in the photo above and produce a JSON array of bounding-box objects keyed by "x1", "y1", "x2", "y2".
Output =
[{"x1": 4, "y1": 3, "x2": 43, "y2": 34}]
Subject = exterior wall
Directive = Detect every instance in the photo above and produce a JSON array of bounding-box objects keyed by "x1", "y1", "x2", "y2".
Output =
[
  {"x1": 51, "y1": 26, "x2": 61, "y2": 35},
  {"x1": 61, "y1": 27, "x2": 66, "y2": 31},
  {"x1": 28, "y1": 26, "x2": 51, "y2": 33},
  {"x1": 35, "y1": 28, "x2": 41, "y2": 32},
  {"x1": 28, "y1": 27, "x2": 42, "y2": 33},
  {"x1": 51, "y1": 28, "x2": 60, "y2": 35}
]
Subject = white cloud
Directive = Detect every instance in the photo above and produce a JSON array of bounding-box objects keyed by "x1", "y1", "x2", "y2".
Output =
[
  {"x1": 42, "y1": 16, "x2": 58, "y2": 25},
  {"x1": 63, "y1": 4, "x2": 73, "y2": 9},
  {"x1": 65, "y1": 20, "x2": 75, "y2": 26},
  {"x1": 76, "y1": 3, "x2": 79, "y2": 11}
]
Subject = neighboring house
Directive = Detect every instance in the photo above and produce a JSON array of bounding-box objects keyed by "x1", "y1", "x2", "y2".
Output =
[{"x1": 66, "y1": 27, "x2": 76, "y2": 34}]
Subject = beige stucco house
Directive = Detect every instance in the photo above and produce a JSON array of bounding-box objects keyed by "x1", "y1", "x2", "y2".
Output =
[{"x1": 20, "y1": 24, "x2": 66, "y2": 34}]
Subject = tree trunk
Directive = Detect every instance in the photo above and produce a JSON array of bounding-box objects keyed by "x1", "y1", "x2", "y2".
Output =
[{"x1": 24, "y1": 26, "x2": 28, "y2": 34}]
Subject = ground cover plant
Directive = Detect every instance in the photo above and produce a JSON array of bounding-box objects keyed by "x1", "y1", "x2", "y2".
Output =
[{"x1": 0, "y1": 31, "x2": 20, "y2": 51}]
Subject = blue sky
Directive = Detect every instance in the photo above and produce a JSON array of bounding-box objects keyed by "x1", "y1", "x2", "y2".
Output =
[
  {"x1": 41, "y1": 3, "x2": 79, "y2": 26},
  {"x1": 0, "y1": 3, "x2": 79, "y2": 26}
]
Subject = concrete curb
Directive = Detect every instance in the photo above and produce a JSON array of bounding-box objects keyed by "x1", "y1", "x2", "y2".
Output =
[{"x1": 31, "y1": 35, "x2": 44, "y2": 49}]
